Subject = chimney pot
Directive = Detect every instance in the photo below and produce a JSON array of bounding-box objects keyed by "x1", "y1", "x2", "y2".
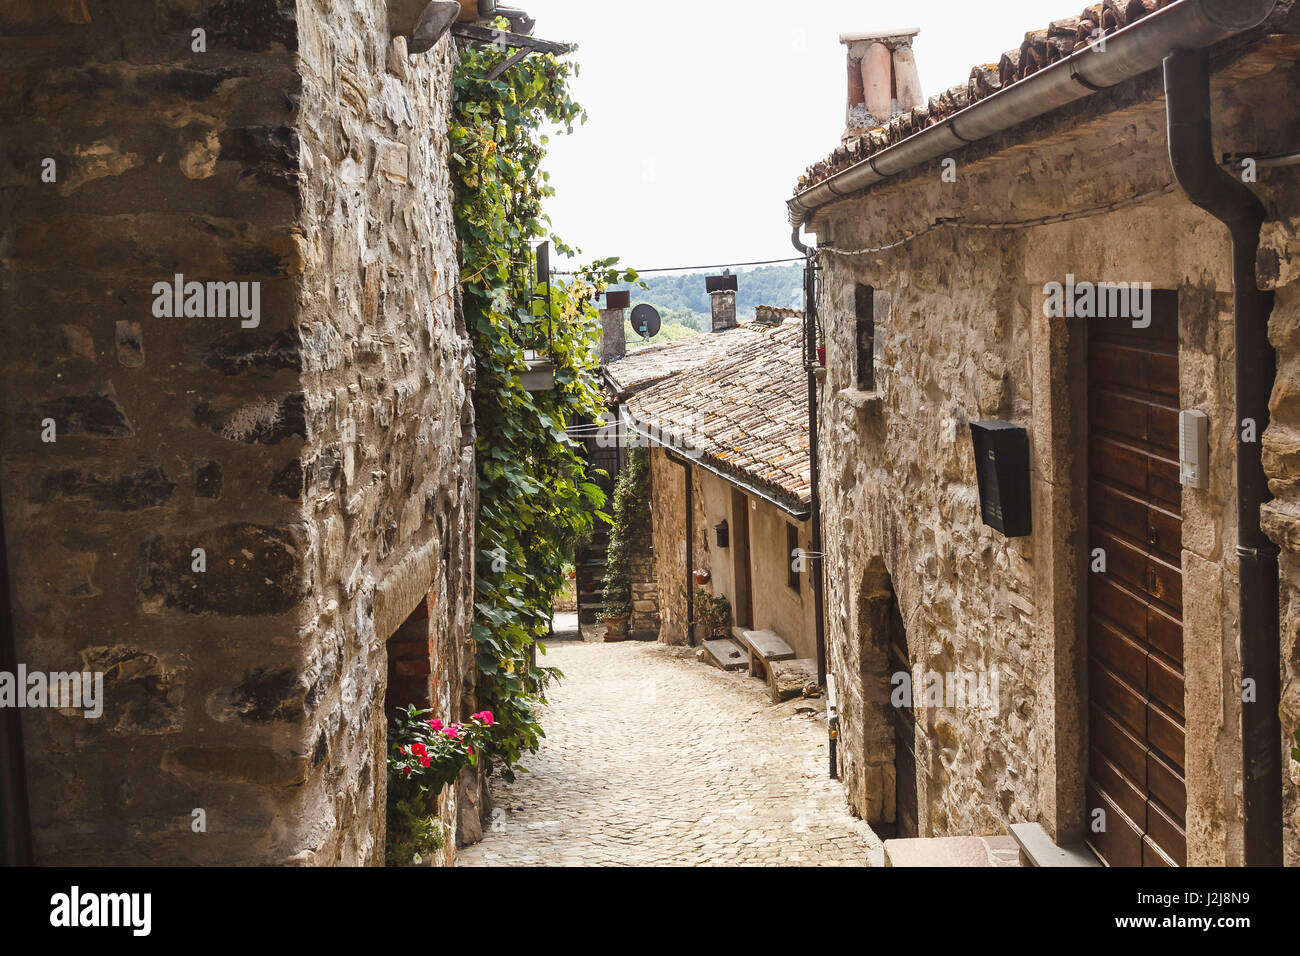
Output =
[
  {"x1": 861, "y1": 42, "x2": 893, "y2": 123},
  {"x1": 892, "y1": 44, "x2": 924, "y2": 111},
  {"x1": 840, "y1": 28, "x2": 921, "y2": 138}
]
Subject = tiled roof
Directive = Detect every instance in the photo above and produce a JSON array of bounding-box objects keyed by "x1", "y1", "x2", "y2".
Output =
[
  {"x1": 602, "y1": 324, "x2": 769, "y2": 400},
  {"x1": 795, "y1": 1, "x2": 1168, "y2": 195},
  {"x1": 625, "y1": 323, "x2": 811, "y2": 509}
]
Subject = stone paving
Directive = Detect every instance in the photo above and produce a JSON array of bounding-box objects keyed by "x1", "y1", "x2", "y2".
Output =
[{"x1": 456, "y1": 638, "x2": 882, "y2": 866}]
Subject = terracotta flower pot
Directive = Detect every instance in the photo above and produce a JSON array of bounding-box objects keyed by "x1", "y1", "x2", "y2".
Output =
[
  {"x1": 693, "y1": 569, "x2": 711, "y2": 586},
  {"x1": 603, "y1": 614, "x2": 630, "y2": 642}
]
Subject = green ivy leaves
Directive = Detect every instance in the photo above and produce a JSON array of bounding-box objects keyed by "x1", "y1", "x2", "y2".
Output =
[{"x1": 451, "y1": 28, "x2": 614, "y2": 780}]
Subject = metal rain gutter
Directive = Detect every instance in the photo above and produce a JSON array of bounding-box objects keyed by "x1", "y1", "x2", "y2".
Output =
[{"x1": 786, "y1": 0, "x2": 1279, "y2": 227}]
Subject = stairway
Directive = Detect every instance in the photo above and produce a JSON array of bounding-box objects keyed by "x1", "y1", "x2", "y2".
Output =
[{"x1": 576, "y1": 528, "x2": 610, "y2": 625}]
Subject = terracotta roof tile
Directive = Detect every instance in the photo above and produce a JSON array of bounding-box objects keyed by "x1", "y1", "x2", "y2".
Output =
[
  {"x1": 625, "y1": 323, "x2": 810, "y2": 509},
  {"x1": 602, "y1": 324, "x2": 769, "y2": 400}
]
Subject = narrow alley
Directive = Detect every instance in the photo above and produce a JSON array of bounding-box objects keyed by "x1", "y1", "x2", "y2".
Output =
[{"x1": 456, "y1": 634, "x2": 881, "y2": 867}]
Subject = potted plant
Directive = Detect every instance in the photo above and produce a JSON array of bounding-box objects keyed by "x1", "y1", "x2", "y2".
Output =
[
  {"x1": 689, "y1": 588, "x2": 732, "y2": 640},
  {"x1": 693, "y1": 567, "x2": 711, "y2": 586}
]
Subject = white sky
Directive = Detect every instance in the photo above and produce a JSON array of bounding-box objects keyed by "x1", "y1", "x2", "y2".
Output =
[{"x1": 521, "y1": 0, "x2": 1071, "y2": 271}]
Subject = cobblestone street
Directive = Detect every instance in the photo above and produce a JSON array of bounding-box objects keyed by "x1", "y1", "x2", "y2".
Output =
[{"x1": 456, "y1": 638, "x2": 881, "y2": 866}]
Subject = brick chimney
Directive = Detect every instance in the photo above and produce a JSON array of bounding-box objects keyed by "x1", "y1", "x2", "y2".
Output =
[
  {"x1": 710, "y1": 290, "x2": 736, "y2": 332},
  {"x1": 841, "y1": 28, "x2": 922, "y2": 142},
  {"x1": 705, "y1": 272, "x2": 738, "y2": 333}
]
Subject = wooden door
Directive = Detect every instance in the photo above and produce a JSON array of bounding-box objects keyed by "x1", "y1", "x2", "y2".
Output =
[
  {"x1": 1085, "y1": 291, "x2": 1187, "y2": 867},
  {"x1": 731, "y1": 489, "x2": 753, "y2": 628}
]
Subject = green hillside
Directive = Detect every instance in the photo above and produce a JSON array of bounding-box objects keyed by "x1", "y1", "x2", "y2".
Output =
[{"x1": 611, "y1": 263, "x2": 802, "y2": 326}]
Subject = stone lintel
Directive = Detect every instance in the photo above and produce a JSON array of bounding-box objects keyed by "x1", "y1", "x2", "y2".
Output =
[{"x1": 841, "y1": 28, "x2": 920, "y2": 54}]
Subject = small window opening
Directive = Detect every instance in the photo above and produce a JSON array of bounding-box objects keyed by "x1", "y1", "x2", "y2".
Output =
[
  {"x1": 787, "y1": 523, "x2": 801, "y2": 593},
  {"x1": 855, "y1": 283, "x2": 876, "y2": 392}
]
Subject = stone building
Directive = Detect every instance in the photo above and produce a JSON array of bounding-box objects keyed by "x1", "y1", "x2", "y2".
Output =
[
  {"x1": 790, "y1": 0, "x2": 1300, "y2": 865},
  {"x1": 601, "y1": 294, "x2": 819, "y2": 695},
  {"x1": 0, "y1": 0, "x2": 485, "y2": 865}
]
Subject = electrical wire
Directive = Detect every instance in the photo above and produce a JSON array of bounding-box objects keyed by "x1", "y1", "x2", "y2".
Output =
[
  {"x1": 818, "y1": 182, "x2": 1178, "y2": 258},
  {"x1": 554, "y1": 256, "x2": 805, "y2": 277}
]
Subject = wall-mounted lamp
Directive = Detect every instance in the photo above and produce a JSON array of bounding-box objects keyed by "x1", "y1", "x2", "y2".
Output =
[{"x1": 389, "y1": 0, "x2": 462, "y2": 54}]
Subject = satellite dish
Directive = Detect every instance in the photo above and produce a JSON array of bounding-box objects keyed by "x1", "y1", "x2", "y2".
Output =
[{"x1": 631, "y1": 304, "x2": 661, "y2": 340}]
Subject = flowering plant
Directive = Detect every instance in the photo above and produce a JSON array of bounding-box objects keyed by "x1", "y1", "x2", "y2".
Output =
[{"x1": 388, "y1": 705, "x2": 496, "y2": 797}]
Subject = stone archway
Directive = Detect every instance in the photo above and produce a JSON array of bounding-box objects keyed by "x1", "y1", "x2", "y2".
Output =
[{"x1": 840, "y1": 556, "x2": 915, "y2": 835}]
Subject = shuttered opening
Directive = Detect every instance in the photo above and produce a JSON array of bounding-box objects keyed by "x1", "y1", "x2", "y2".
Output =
[{"x1": 1085, "y1": 291, "x2": 1187, "y2": 867}]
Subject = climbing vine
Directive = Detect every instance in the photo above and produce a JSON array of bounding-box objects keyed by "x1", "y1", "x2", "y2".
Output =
[
  {"x1": 600, "y1": 445, "x2": 651, "y2": 623},
  {"x1": 450, "y1": 28, "x2": 635, "y2": 780}
]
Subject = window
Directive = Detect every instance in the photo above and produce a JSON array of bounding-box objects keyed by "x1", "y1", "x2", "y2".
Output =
[
  {"x1": 855, "y1": 283, "x2": 875, "y2": 392},
  {"x1": 787, "y1": 522, "x2": 801, "y2": 593}
]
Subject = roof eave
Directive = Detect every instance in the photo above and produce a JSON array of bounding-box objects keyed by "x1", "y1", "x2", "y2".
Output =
[{"x1": 787, "y1": 0, "x2": 1279, "y2": 227}]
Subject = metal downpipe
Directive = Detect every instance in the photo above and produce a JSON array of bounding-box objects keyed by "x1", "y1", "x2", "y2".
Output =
[
  {"x1": 1165, "y1": 47, "x2": 1282, "y2": 866},
  {"x1": 794, "y1": 225, "x2": 834, "y2": 777}
]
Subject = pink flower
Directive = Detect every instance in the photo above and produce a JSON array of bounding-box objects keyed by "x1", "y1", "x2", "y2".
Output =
[
  {"x1": 397, "y1": 746, "x2": 407, "y2": 755},
  {"x1": 443, "y1": 725, "x2": 460, "y2": 739},
  {"x1": 467, "y1": 746, "x2": 475, "y2": 757},
  {"x1": 409, "y1": 742, "x2": 427, "y2": 757},
  {"x1": 401, "y1": 766, "x2": 412, "y2": 776},
  {"x1": 428, "y1": 719, "x2": 443, "y2": 732},
  {"x1": 419, "y1": 754, "x2": 431, "y2": 768},
  {"x1": 473, "y1": 711, "x2": 495, "y2": 726}
]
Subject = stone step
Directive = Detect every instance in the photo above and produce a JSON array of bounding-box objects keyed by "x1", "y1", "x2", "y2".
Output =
[
  {"x1": 883, "y1": 835, "x2": 1023, "y2": 867},
  {"x1": 1007, "y1": 822, "x2": 1102, "y2": 867},
  {"x1": 767, "y1": 658, "x2": 818, "y2": 702},
  {"x1": 701, "y1": 638, "x2": 748, "y2": 671}
]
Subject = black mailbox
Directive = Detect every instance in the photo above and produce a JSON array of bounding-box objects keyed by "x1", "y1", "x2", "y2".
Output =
[
  {"x1": 605, "y1": 289, "x2": 630, "y2": 310},
  {"x1": 714, "y1": 520, "x2": 729, "y2": 548},
  {"x1": 970, "y1": 421, "x2": 1031, "y2": 537}
]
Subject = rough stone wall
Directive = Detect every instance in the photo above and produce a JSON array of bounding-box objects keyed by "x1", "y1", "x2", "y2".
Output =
[
  {"x1": 1260, "y1": 190, "x2": 1300, "y2": 870},
  {"x1": 629, "y1": 552, "x2": 660, "y2": 639},
  {"x1": 648, "y1": 447, "x2": 707, "y2": 645},
  {"x1": 0, "y1": 0, "x2": 474, "y2": 865},
  {"x1": 294, "y1": 0, "x2": 476, "y2": 866},
  {"x1": 811, "y1": 52, "x2": 1300, "y2": 864}
]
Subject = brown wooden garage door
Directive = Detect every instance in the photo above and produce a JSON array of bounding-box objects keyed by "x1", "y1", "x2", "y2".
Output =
[{"x1": 1085, "y1": 291, "x2": 1186, "y2": 867}]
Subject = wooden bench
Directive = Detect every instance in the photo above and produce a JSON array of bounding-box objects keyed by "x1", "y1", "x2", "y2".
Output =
[{"x1": 733, "y1": 627, "x2": 795, "y2": 680}]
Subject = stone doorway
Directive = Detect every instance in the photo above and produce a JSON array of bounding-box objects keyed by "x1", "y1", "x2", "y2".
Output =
[
  {"x1": 386, "y1": 596, "x2": 434, "y2": 716},
  {"x1": 731, "y1": 489, "x2": 754, "y2": 627},
  {"x1": 853, "y1": 557, "x2": 915, "y2": 837}
]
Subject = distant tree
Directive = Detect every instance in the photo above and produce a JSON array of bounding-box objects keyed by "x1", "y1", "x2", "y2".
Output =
[{"x1": 609, "y1": 264, "x2": 801, "y2": 326}]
